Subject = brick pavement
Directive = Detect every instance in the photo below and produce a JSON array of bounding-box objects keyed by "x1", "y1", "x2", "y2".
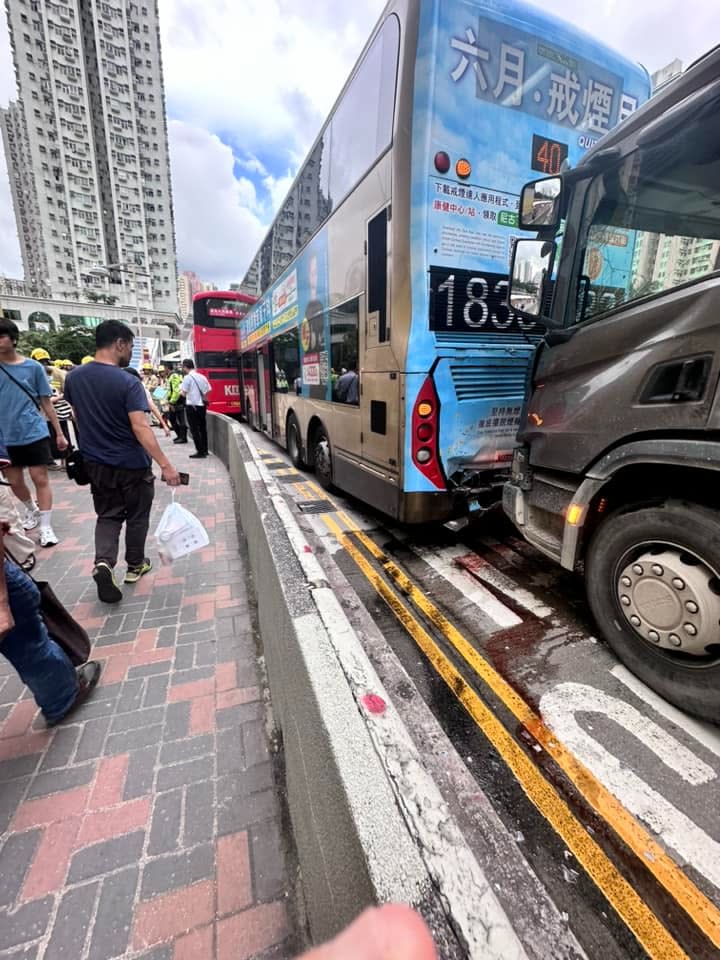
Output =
[{"x1": 0, "y1": 440, "x2": 300, "y2": 960}]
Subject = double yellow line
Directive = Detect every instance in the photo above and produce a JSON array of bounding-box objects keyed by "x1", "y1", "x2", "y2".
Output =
[{"x1": 290, "y1": 479, "x2": 720, "y2": 960}]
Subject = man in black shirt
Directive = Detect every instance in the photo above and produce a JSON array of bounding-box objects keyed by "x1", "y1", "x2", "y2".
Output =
[{"x1": 65, "y1": 321, "x2": 181, "y2": 604}]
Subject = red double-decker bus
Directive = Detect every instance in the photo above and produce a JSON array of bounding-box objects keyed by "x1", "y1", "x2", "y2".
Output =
[{"x1": 191, "y1": 291, "x2": 256, "y2": 417}]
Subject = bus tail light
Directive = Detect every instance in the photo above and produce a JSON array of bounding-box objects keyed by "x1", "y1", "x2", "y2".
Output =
[
  {"x1": 412, "y1": 377, "x2": 445, "y2": 490},
  {"x1": 434, "y1": 151, "x2": 450, "y2": 174}
]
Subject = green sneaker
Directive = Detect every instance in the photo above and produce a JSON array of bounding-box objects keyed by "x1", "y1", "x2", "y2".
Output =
[{"x1": 124, "y1": 559, "x2": 153, "y2": 584}]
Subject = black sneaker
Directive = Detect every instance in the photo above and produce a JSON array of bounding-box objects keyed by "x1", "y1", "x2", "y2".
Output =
[
  {"x1": 47, "y1": 661, "x2": 102, "y2": 726},
  {"x1": 189, "y1": 452, "x2": 207, "y2": 459},
  {"x1": 93, "y1": 561, "x2": 123, "y2": 603},
  {"x1": 173, "y1": 438, "x2": 188, "y2": 444}
]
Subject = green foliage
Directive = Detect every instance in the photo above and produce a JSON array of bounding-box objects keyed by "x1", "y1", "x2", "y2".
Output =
[{"x1": 17, "y1": 327, "x2": 96, "y2": 365}]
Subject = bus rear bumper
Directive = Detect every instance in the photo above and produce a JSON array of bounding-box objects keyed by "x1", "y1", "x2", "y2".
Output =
[{"x1": 399, "y1": 491, "x2": 457, "y2": 524}]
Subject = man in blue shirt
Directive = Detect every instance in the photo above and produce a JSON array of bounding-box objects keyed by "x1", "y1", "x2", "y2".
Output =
[
  {"x1": 64, "y1": 320, "x2": 181, "y2": 604},
  {"x1": 335, "y1": 361, "x2": 360, "y2": 405},
  {"x1": 0, "y1": 318, "x2": 68, "y2": 548},
  {"x1": 0, "y1": 429, "x2": 101, "y2": 726}
]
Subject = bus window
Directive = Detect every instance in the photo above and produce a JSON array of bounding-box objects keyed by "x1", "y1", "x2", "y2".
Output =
[
  {"x1": 328, "y1": 17, "x2": 399, "y2": 208},
  {"x1": 196, "y1": 350, "x2": 236, "y2": 369},
  {"x1": 273, "y1": 329, "x2": 300, "y2": 394},
  {"x1": 330, "y1": 298, "x2": 360, "y2": 404},
  {"x1": 367, "y1": 207, "x2": 389, "y2": 343}
]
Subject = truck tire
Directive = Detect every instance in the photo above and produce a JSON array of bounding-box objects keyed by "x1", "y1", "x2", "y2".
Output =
[{"x1": 585, "y1": 500, "x2": 720, "y2": 723}]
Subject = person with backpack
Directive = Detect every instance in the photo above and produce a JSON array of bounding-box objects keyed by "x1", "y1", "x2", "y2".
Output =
[
  {"x1": 0, "y1": 319, "x2": 67, "y2": 547},
  {"x1": 180, "y1": 359, "x2": 211, "y2": 459}
]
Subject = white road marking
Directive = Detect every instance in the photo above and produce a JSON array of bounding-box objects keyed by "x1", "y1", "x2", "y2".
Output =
[
  {"x1": 449, "y1": 545, "x2": 553, "y2": 619},
  {"x1": 611, "y1": 665, "x2": 720, "y2": 760},
  {"x1": 407, "y1": 542, "x2": 522, "y2": 630},
  {"x1": 541, "y1": 682, "x2": 720, "y2": 891}
]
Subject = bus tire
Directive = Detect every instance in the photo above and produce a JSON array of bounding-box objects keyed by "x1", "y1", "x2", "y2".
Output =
[
  {"x1": 287, "y1": 414, "x2": 305, "y2": 468},
  {"x1": 585, "y1": 500, "x2": 720, "y2": 723},
  {"x1": 313, "y1": 426, "x2": 333, "y2": 490}
]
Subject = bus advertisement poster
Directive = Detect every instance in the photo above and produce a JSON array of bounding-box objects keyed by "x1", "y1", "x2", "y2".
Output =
[
  {"x1": 296, "y1": 234, "x2": 329, "y2": 401},
  {"x1": 405, "y1": 0, "x2": 650, "y2": 494}
]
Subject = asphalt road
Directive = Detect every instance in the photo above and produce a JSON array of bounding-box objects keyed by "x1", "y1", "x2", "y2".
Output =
[{"x1": 251, "y1": 431, "x2": 720, "y2": 960}]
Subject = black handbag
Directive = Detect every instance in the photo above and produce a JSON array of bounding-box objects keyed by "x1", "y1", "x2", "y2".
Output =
[
  {"x1": 37, "y1": 578, "x2": 91, "y2": 665},
  {"x1": 65, "y1": 448, "x2": 90, "y2": 486},
  {"x1": 5, "y1": 552, "x2": 91, "y2": 665}
]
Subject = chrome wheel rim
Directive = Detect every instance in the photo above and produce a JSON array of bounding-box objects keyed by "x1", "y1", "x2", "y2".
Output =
[{"x1": 615, "y1": 542, "x2": 720, "y2": 661}]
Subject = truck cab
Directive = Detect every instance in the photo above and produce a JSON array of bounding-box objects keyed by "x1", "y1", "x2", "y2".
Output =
[{"x1": 504, "y1": 46, "x2": 720, "y2": 722}]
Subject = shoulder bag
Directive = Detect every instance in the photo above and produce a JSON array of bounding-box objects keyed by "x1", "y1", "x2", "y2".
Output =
[
  {"x1": 0, "y1": 364, "x2": 69, "y2": 460},
  {"x1": 189, "y1": 373, "x2": 211, "y2": 407},
  {"x1": 4, "y1": 549, "x2": 91, "y2": 665}
]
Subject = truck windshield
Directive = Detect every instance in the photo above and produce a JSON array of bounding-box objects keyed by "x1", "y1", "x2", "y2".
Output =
[{"x1": 575, "y1": 94, "x2": 720, "y2": 323}]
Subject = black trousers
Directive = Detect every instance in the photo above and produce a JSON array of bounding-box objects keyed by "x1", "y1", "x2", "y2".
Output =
[
  {"x1": 168, "y1": 403, "x2": 187, "y2": 441},
  {"x1": 186, "y1": 405, "x2": 208, "y2": 456},
  {"x1": 85, "y1": 461, "x2": 155, "y2": 568}
]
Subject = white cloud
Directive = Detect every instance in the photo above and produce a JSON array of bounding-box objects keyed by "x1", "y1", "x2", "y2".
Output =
[
  {"x1": 159, "y1": 0, "x2": 385, "y2": 159},
  {"x1": 168, "y1": 120, "x2": 266, "y2": 286},
  {"x1": 263, "y1": 171, "x2": 295, "y2": 215}
]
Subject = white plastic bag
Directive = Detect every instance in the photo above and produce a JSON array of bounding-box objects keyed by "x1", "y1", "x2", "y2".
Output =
[{"x1": 154, "y1": 492, "x2": 210, "y2": 564}]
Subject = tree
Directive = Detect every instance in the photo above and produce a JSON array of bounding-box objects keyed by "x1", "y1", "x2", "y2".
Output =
[
  {"x1": 17, "y1": 327, "x2": 96, "y2": 365},
  {"x1": 49, "y1": 328, "x2": 96, "y2": 365}
]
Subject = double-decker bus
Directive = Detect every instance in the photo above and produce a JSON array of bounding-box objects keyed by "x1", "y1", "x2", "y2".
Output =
[
  {"x1": 192, "y1": 291, "x2": 255, "y2": 417},
  {"x1": 237, "y1": 0, "x2": 649, "y2": 523}
]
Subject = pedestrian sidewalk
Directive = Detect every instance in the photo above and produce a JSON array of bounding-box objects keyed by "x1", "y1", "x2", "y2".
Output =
[{"x1": 0, "y1": 438, "x2": 300, "y2": 959}]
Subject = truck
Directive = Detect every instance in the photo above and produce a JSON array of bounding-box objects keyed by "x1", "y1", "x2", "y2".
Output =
[{"x1": 503, "y1": 45, "x2": 720, "y2": 722}]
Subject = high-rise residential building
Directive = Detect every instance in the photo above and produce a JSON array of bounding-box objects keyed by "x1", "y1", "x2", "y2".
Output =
[
  {"x1": 177, "y1": 268, "x2": 201, "y2": 319},
  {"x1": 633, "y1": 233, "x2": 720, "y2": 294},
  {"x1": 1, "y1": 0, "x2": 177, "y2": 312}
]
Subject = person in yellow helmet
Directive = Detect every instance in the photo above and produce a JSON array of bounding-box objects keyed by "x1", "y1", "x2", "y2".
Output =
[
  {"x1": 81, "y1": 355, "x2": 94, "y2": 365},
  {"x1": 31, "y1": 348, "x2": 65, "y2": 405}
]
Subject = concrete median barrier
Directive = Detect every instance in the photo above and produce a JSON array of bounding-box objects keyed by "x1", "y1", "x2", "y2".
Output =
[{"x1": 208, "y1": 413, "x2": 528, "y2": 960}]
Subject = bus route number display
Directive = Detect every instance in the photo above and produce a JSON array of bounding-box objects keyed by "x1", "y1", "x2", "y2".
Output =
[
  {"x1": 531, "y1": 134, "x2": 568, "y2": 176},
  {"x1": 429, "y1": 267, "x2": 539, "y2": 335}
]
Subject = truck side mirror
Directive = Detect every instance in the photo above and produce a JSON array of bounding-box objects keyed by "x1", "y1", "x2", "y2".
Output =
[
  {"x1": 508, "y1": 238, "x2": 556, "y2": 320},
  {"x1": 519, "y1": 176, "x2": 562, "y2": 230}
]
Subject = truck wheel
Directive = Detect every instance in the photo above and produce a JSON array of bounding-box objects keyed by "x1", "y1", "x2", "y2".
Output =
[
  {"x1": 313, "y1": 426, "x2": 333, "y2": 490},
  {"x1": 586, "y1": 500, "x2": 720, "y2": 723},
  {"x1": 287, "y1": 414, "x2": 304, "y2": 469}
]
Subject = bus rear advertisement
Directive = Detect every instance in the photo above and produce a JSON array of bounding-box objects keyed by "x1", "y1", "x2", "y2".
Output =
[
  {"x1": 192, "y1": 291, "x2": 255, "y2": 417},
  {"x1": 237, "y1": 0, "x2": 649, "y2": 523}
]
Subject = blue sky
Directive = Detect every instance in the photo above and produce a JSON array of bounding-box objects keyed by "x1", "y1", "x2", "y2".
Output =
[{"x1": 0, "y1": 0, "x2": 714, "y2": 288}]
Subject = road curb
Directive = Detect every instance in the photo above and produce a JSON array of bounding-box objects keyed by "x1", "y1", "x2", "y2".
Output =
[{"x1": 208, "y1": 414, "x2": 528, "y2": 958}]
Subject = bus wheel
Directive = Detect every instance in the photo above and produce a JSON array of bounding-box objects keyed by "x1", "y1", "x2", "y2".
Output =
[
  {"x1": 586, "y1": 500, "x2": 720, "y2": 723},
  {"x1": 313, "y1": 427, "x2": 333, "y2": 490},
  {"x1": 287, "y1": 414, "x2": 304, "y2": 468}
]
